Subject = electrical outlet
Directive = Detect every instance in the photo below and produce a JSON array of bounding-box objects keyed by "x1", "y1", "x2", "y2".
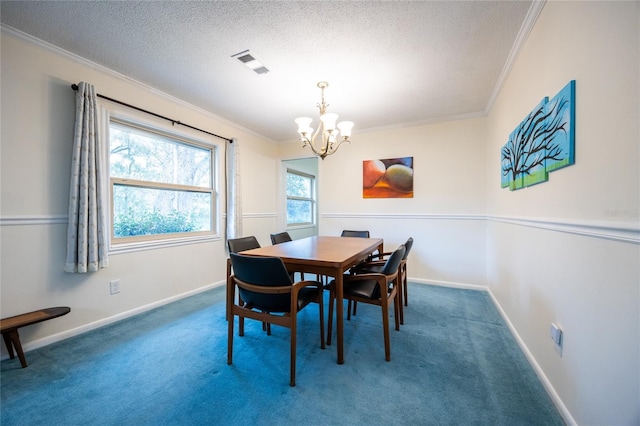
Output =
[
  {"x1": 109, "y1": 279, "x2": 121, "y2": 295},
  {"x1": 550, "y1": 323, "x2": 563, "y2": 356}
]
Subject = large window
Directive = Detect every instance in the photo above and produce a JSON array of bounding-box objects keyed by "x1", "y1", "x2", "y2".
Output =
[
  {"x1": 109, "y1": 117, "x2": 216, "y2": 243},
  {"x1": 286, "y1": 169, "x2": 315, "y2": 226}
]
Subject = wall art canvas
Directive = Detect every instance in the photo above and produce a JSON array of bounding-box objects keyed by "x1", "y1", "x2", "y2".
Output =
[
  {"x1": 501, "y1": 80, "x2": 575, "y2": 191},
  {"x1": 363, "y1": 156, "x2": 413, "y2": 198}
]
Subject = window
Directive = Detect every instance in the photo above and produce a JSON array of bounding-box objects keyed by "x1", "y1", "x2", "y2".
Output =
[
  {"x1": 109, "y1": 117, "x2": 216, "y2": 243},
  {"x1": 286, "y1": 169, "x2": 315, "y2": 226}
]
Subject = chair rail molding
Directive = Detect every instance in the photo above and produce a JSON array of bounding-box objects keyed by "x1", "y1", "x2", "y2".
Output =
[
  {"x1": 322, "y1": 213, "x2": 640, "y2": 245},
  {"x1": 322, "y1": 213, "x2": 485, "y2": 221},
  {"x1": 0, "y1": 215, "x2": 68, "y2": 226},
  {"x1": 487, "y1": 214, "x2": 639, "y2": 245},
  {"x1": 3, "y1": 213, "x2": 638, "y2": 244}
]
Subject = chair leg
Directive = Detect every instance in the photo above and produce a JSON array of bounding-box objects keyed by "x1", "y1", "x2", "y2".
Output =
[
  {"x1": 403, "y1": 266, "x2": 408, "y2": 306},
  {"x1": 265, "y1": 313, "x2": 272, "y2": 335},
  {"x1": 381, "y1": 301, "x2": 391, "y2": 361},
  {"x1": 290, "y1": 317, "x2": 297, "y2": 387},
  {"x1": 347, "y1": 300, "x2": 352, "y2": 320},
  {"x1": 318, "y1": 289, "x2": 326, "y2": 350},
  {"x1": 398, "y1": 270, "x2": 405, "y2": 325},
  {"x1": 394, "y1": 293, "x2": 400, "y2": 331},
  {"x1": 227, "y1": 314, "x2": 234, "y2": 365}
]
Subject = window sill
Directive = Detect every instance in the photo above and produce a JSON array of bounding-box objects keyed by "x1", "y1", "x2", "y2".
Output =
[{"x1": 110, "y1": 234, "x2": 221, "y2": 255}]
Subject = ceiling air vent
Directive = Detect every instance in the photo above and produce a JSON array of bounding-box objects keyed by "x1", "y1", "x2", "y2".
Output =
[{"x1": 231, "y1": 50, "x2": 269, "y2": 75}]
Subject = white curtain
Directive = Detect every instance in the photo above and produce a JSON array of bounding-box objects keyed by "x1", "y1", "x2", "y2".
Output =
[
  {"x1": 64, "y1": 82, "x2": 109, "y2": 273},
  {"x1": 226, "y1": 138, "x2": 242, "y2": 246}
]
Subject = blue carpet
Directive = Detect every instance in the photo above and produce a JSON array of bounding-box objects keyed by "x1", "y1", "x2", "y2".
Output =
[{"x1": 1, "y1": 283, "x2": 564, "y2": 425}]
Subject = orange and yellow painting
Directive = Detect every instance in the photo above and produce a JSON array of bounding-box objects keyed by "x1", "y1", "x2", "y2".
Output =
[{"x1": 363, "y1": 157, "x2": 413, "y2": 198}]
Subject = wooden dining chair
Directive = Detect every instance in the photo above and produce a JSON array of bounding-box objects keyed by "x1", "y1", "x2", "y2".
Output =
[
  {"x1": 353, "y1": 237, "x2": 413, "y2": 324},
  {"x1": 270, "y1": 231, "x2": 293, "y2": 245},
  {"x1": 227, "y1": 253, "x2": 325, "y2": 387},
  {"x1": 270, "y1": 231, "x2": 309, "y2": 282},
  {"x1": 341, "y1": 230, "x2": 370, "y2": 238},
  {"x1": 226, "y1": 236, "x2": 261, "y2": 322},
  {"x1": 340, "y1": 229, "x2": 374, "y2": 315},
  {"x1": 227, "y1": 236, "x2": 261, "y2": 278},
  {"x1": 327, "y1": 244, "x2": 405, "y2": 361}
]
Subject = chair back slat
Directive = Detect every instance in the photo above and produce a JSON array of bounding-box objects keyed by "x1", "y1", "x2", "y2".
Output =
[
  {"x1": 382, "y1": 245, "x2": 406, "y2": 276},
  {"x1": 270, "y1": 232, "x2": 292, "y2": 245},
  {"x1": 402, "y1": 237, "x2": 414, "y2": 260},
  {"x1": 341, "y1": 230, "x2": 370, "y2": 238},
  {"x1": 228, "y1": 236, "x2": 260, "y2": 253},
  {"x1": 230, "y1": 253, "x2": 293, "y2": 312}
]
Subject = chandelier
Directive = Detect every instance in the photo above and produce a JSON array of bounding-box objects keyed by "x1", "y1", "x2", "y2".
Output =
[{"x1": 295, "y1": 81, "x2": 354, "y2": 160}]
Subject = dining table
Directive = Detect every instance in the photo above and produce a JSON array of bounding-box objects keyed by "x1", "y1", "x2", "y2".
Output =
[{"x1": 240, "y1": 235, "x2": 383, "y2": 364}]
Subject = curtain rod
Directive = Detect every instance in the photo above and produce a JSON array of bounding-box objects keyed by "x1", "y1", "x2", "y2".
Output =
[{"x1": 71, "y1": 84, "x2": 233, "y2": 143}]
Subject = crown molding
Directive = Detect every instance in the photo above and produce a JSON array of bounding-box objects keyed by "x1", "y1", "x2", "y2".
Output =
[{"x1": 0, "y1": 24, "x2": 275, "y2": 144}]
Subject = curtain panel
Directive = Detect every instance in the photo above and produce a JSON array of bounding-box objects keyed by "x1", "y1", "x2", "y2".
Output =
[
  {"x1": 64, "y1": 82, "x2": 109, "y2": 273},
  {"x1": 226, "y1": 138, "x2": 242, "y2": 247}
]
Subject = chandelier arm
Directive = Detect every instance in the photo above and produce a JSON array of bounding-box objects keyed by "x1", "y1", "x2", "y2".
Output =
[
  {"x1": 328, "y1": 138, "x2": 350, "y2": 155},
  {"x1": 309, "y1": 124, "x2": 325, "y2": 154}
]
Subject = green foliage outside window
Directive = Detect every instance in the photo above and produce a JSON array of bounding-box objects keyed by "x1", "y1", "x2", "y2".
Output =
[
  {"x1": 286, "y1": 170, "x2": 314, "y2": 225},
  {"x1": 114, "y1": 208, "x2": 198, "y2": 237},
  {"x1": 109, "y1": 118, "x2": 215, "y2": 241}
]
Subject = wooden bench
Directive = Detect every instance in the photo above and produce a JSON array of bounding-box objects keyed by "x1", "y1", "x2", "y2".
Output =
[{"x1": 1, "y1": 307, "x2": 70, "y2": 368}]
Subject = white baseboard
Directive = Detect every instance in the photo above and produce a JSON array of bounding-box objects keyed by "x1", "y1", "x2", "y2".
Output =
[
  {"x1": 2, "y1": 281, "x2": 225, "y2": 360},
  {"x1": 409, "y1": 277, "x2": 489, "y2": 291},
  {"x1": 486, "y1": 289, "x2": 577, "y2": 426},
  {"x1": 4, "y1": 276, "x2": 575, "y2": 425},
  {"x1": 410, "y1": 277, "x2": 576, "y2": 426}
]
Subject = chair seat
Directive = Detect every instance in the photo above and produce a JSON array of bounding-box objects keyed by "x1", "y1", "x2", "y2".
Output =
[
  {"x1": 352, "y1": 263, "x2": 384, "y2": 275},
  {"x1": 331, "y1": 276, "x2": 382, "y2": 299},
  {"x1": 241, "y1": 286, "x2": 319, "y2": 313}
]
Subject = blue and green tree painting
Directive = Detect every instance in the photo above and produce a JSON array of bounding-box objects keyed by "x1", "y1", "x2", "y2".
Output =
[{"x1": 501, "y1": 80, "x2": 575, "y2": 190}]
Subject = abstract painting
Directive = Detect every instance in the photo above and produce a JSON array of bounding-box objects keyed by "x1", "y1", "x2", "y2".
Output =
[
  {"x1": 363, "y1": 156, "x2": 413, "y2": 198},
  {"x1": 501, "y1": 80, "x2": 576, "y2": 190}
]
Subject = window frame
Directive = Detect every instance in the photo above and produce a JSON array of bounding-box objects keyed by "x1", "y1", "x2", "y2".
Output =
[
  {"x1": 100, "y1": 103, "x2": 222, "y2": 253},
  {"x1": 285, "y1": 168, "x2": 316, "y2": 227}
]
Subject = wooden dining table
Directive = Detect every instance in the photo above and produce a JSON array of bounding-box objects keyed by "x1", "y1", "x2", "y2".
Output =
[{"x1": 240, "y1": 235, "x2": 383, "y2": 364}]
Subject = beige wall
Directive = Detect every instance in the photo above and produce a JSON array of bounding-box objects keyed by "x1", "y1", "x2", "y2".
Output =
[
  {"x1": 1, "y1": 1, "x2": 639, "y2": 424},
  {"x1": 485, "y1": 2, "x2": 639, "y2": 425},
  {"x1": 288, "y1": 118, "x2": 490, "y2": 287},
  {"x1": 0, "y1": 29, "x2": 279, "y2": 346}
]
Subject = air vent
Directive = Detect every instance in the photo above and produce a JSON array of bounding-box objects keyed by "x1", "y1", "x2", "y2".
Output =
[
  {"x1": 237, "y1": 54, "x2": 254, "y2": 63},
  {"x1": 231, "y1": 50, "x2": 270, "y2": 75}
]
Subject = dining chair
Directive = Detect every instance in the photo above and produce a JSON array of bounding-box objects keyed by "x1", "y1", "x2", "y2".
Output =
[
  {"x1": 227, "y1": 236, "x2": 261, "y2": 277},
  {"x1": 353, "y1": 237, "x2": 413, "y2": 324},
  {"x1": 227, "y1": 253, "x2": 325, "y2": 387},
  {"x1": 341, "y1": 230, "x2": 370, "y2": 238},
  {"x1": 226, "y1": 236, "x2": 261, "y2": 322},
  {"x1": 270, "y1": 231, "x2": 308, "y2": 281},
  {"x1": 270, "y1": 231, "x2": 293, "y2": 245},
  {"x1": 340, "y1": 229, "x2": 373, "y2": 315},
  {"x1": 327, "y1": 244, "x2": 406, "y2": 361}
]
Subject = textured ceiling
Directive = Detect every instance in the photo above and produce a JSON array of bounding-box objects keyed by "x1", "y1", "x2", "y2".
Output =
[{"x1": 1, "y1": 1, "x2": 535, "y2": 142}]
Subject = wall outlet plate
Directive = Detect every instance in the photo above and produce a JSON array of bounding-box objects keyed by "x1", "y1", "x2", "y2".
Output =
[
  {"x1": 109, "y1": 279, "x2": 120, "y2": 295},
  {"x1": 550, "y1": 323, "x2": 563, "y2": 356}
]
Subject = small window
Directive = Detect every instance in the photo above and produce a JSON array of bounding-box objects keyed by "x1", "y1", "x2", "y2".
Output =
[
  {"x1": 286, "y1": 169, "x2": 315, "y2": 226},
  {"x1": 109, "y1": 118, "x2": 216, "y2": 243}
]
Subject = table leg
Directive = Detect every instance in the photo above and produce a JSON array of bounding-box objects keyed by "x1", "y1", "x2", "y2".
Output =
[{"x1": 335, "y1": 271, "x2": 344, "y2": 364}]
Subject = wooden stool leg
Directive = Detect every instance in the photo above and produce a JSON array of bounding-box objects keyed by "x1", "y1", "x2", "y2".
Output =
[
  {"x1": 2, "y1": 332, "x2": 15, "y2": 359},
  {"x1": 6, "y1": 330, "x2": 27, "y2": 368}
]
